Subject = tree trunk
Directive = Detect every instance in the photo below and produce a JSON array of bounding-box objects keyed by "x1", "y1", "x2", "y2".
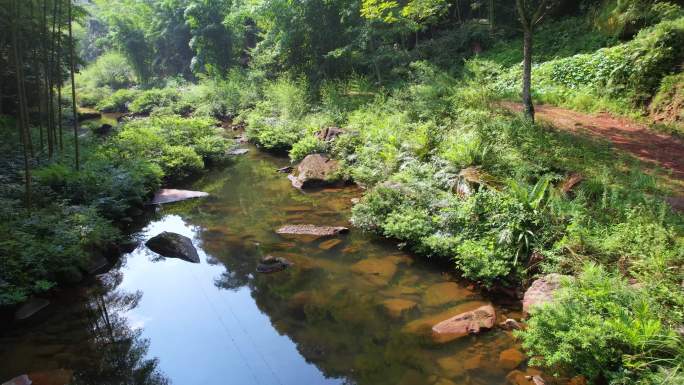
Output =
[
  {"x1": 521, "y1": 27, "x2": 535, "y2": 122},
  {"x1": 68, "y1": 0, "x2": 79, "y2": 170},
  {"x1": 12, "y1": 0, "x2": 32, "y2": 210},
  {"x1": 57, "y1": 0, "x2": 63, "y2": 152}
]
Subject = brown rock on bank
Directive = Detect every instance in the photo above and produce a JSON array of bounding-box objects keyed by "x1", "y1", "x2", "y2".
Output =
[
  {"x1": 523, "y1": 274, "x2": 569, "y2": 314},
  {"x1": 431, "y1": 304, "x2": 496, "y2": 343},
  {"x1": 288, "y1": 154, "x2": 340, "y2": 189}
]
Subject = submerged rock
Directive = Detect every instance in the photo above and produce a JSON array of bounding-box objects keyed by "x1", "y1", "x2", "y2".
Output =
[
  {"x1": 276, "y1": 224, "x2": 349, "y2": 237},
  {"x1": 145, "y1": 232, "x2": 200, "y2": 263},
  {"x1": 15, "y1": 298, "x2": 50, "y2": 321},
  {"x1": 288, "y1": 154, "x2": 340, "y2": 189},
  {"x1": 423, "y1": 282, "x2": 469, "y2": 307},
  {"x1": 498, "y1": 348, "x2": 526, "y2": 370},
  {"x1": 381, "y1": 298, "x2": 418, "y2": 319},
  {"x1": 506, "y1": 370, "x2": 544, "y2": 385},
  {"x1": 256, "y1": 255, "x2": 293, "y2": 273},
  {"x1": 318, "y1": 239, "x2": 342, "y2": 250},
  {"x1": 523, "y1": 274, "x2": 569, "y2": 314},
  {"x1": 431, "y1": 304, "x2": 496, "y2": 343},
  {"x1": 150, "y1": 189, "x2": 209, "y2": 205},
  {"x1": 350, "y1": 257, "x2": 398, "y2": 286}
]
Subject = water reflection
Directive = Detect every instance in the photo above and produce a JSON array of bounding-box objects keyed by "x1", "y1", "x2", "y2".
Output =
[
  {"x1": 1, "y1": 149, "x2": 521, "y2": 385},
  {"x1": 118, "y1": 214, "x2": 343, "y2": 385},
  {"x1": 0, "y1": 268, "x2": 169, "y2": 385}
]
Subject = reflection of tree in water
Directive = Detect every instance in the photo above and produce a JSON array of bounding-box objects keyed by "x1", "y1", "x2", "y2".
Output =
[{"x1": 73, "y1": 270, "x2": 170, "y2": 385}]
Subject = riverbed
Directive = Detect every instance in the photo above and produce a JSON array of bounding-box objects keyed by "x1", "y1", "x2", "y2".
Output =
[{"x1": 0, "y1": 146, "x2": 524, "y2": 385}]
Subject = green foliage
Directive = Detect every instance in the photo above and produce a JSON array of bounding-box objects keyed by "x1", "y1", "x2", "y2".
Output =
[
  {"x1": 519, "y1": 264, "x2": 683, "y2": 384},
  {"x1": 129, "y1": 88, "x2": 180, "y2": 114},
  {"x1": 290, "y1": 136, "x2": 327, "y2": 162},
  {"x1": 493, "y1": 17, "x2": 684, "y2": 108},
  {"x1": 95, "y1": 88, "x2": 141, "y2": 112},
  {"x1": 110, "y1": 115, "x2": 231, "y2": 180},
  {"x1": 77, "y1": 51, "x2": 138, "y2": 89},
  {"x1": 245, "y1": 77, "x2": 311, "y2": 151},
  {"x1": 160, "y1": 145, "x2": 204, "y2": 180},
  {"x1": 0, "y1": 201, "x2": 119, "y2": 305}
]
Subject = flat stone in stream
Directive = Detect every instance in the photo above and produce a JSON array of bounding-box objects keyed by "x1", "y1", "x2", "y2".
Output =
[
  {"x1": 276, "y1": 224, "x2": 349, "y2": 237},
  {"x1": 15, "y1": 298, "x2": 50, "y2": 321},
  {"x1": 227, "y1": 148, "x2": 249, "y2": 156},
  {"x1": 431, "y1": 304, "x2": 496, "y2": 343},
  {"x1": 256, "y1": 255, "x2": 293, "y2": 273},
  {"x1": 145, "y1": 232, "x2": 200, "y2": 263},
  {"x1": 150, "y1": 189, "x2": 209, "y2": 205}
]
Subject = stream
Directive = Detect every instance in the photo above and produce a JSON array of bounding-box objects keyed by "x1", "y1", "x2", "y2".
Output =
[{"x1": 0, "y1": 145, "x2": 524, "y2": 385}]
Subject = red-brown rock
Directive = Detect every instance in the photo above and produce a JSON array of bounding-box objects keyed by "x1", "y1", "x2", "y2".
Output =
[
  {"x1": 431, "y1": 304, "x2": 496, "y2": 343},
  {"x1": 523, "y1": 274, "x2": 569, "y2": 314},
  {"x1": 289, "y1": 154, "x2": 340, "y2": 189}
]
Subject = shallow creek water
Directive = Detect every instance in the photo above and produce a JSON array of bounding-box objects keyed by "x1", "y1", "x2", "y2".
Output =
[{"x1": 1, "y1": 147, "x2": 525, "y2": 385}]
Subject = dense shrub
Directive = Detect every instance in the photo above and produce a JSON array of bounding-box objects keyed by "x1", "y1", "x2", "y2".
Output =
[
  {"x1": 129, "y1": 88, "x2": 180, "y2": 115},
  {"x1": 519, "y1": 264, "x2": 683, "y2": 384},
  {"x1": 95, "y1": 88, "x2": 141, "y2": 112},
  {"x1": 109, "y1": 115, "x2": 231, "y2": 180},
  {"x1": 77, "y1": 52, "x2": 138, "y2": 90},
  {"x1": 244, "y1": 77, "x2": 311, "y2": 151},
  {"x1": 493, "y1": 17, "x2": 684, "y2": 106},
  {"x1": 0, "y1": 201, "x2": 119, "y2": 305}
]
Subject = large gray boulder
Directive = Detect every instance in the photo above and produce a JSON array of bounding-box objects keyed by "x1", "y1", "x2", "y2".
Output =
[
  {"x1": 288, "y1": 154, "x2": 340, "y2": 189},
  {"x1": 145, "y1": 232, "x2": 200, "y2": 263}
]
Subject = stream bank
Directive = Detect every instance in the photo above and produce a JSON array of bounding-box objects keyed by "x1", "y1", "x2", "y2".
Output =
[{"x1": 2, "y1": 145, "x2": 534, "y2": 385}]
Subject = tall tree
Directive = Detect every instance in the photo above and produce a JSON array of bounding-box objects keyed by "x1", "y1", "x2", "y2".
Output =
[
  {"x1": 68, "y1": 0, "x2": 79, "y2": 170},
  {"x1": 515, "y1": 0, "x2": 557, "y2": 122},
  {"x1": 11, "y1": 0, "x2": 32, "y2": 209}
]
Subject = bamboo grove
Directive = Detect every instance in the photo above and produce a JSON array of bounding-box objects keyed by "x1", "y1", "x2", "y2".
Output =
[{"x1": 0, "y1": 0, "x2": 82, "y2": 209}]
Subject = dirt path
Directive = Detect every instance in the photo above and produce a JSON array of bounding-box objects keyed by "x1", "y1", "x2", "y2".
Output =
[{"x1": 501, "y1": 102, "x2": 684, "y2": 181}]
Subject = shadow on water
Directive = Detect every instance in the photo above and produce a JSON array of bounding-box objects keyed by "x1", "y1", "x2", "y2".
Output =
[{"x1": 0, "y1": 147, "x2": 523, "y2": 385}]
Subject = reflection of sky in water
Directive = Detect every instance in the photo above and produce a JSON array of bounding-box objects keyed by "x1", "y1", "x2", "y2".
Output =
[{"x1": 120, "y1": 214, "x2": 344, "y2": 385}]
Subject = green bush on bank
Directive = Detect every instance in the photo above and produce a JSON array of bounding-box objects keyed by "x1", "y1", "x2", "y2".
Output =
[
  {"x1": 109, "y1": 115, "x2": 231, "y2": 180},
  {"x1": 519, "y1": 263, "x2": 684, "y2": 385},
  {"x1": 0, "y1": 111, "x2": 231, "y2": 305}
]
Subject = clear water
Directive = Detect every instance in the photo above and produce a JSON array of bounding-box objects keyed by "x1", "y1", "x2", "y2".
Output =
[{"x1": 0, "y1": 147, "x2": 522, "y2": 385}]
